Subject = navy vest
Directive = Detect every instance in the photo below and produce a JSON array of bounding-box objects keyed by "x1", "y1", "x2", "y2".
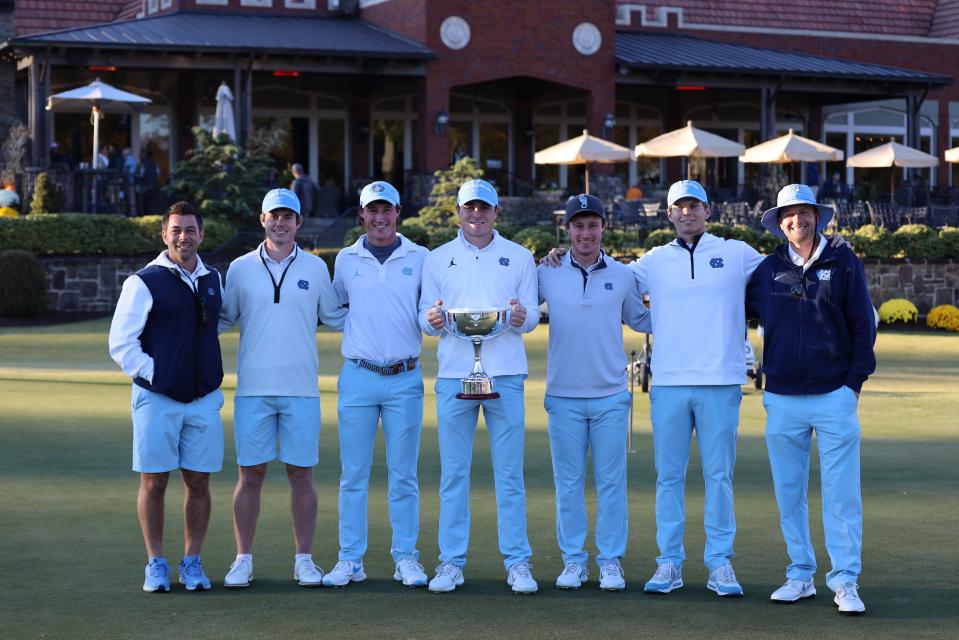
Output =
[{"x1": 134, "y1": 264, "x2": 224, "y2": 403}]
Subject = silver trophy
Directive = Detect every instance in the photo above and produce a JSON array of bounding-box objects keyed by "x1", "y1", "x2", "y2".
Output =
[{"x1": 443, "y1": 307, "x2": 512, "y2": 400}]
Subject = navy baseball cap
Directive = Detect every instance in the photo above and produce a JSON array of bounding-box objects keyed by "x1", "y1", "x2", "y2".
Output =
[
  {"x1": 564, "y1": 194, "x2": 607, "y2": 225},
  {"x1": 261, "y1": 188, "x2": 300, "y2": 215}
]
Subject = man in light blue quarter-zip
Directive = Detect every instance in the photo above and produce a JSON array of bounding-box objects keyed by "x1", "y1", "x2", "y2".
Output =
[
  {"x1": 321, "y1": 181, "x2": 430, "y2": 589},
  {"x1": 538, "y1": 194, "x2": 651, "y2": 592}
]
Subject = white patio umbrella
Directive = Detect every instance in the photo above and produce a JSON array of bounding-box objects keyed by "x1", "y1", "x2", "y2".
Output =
[
  {"x1": 46, "y1": 78, "x2": 152, "y2": 169},
  {"x1": 739, "y1": 129, "x2": 843, "y2": 163},
  {"x1": 944, "y1": 146, "x2": 959, "y2": 163},
  {"x1": 846, "y1": 141, "x2": 938, "y2": 197},
  {"x1": 534, "y1": 129, "x2": 632, "y2": 193},
  {"x1": 635, "y1": 120, "x2": 744, "y2": 179},
  {"x1": 212, "y1": 81, "x2": 237, "y2": 142}
]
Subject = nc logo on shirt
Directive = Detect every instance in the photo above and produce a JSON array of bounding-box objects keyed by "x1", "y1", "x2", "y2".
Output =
[
  {"x1": 710, "y1": 257, "x2": 724, "y2": 269},
  {"x1": 816, "y1": 268, "x2": 832, "y2": 282},
  {"x1": 604, "y1": 282, "x2": 614, "y2": 291},
  {"x1": 402, "y1": 266, "x2": 413, "y2": 276},
  {"x1": 499, "y1": 257, "x2": 510, "y2": 267},
  {"x1": 207, "y1": 287, "x2": 216, "y2": 296},
  {"x1": 297, "y1": 279, "x2": 310, "y2": 290}
]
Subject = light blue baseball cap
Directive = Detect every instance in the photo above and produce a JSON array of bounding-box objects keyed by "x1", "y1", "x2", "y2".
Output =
[
  {"x1": 761, "y1": 184, "x2": 834, "y2": 239},
  {"x1": 359, "y1": 180, "x2": 400, "y2": 208},
  {"x1": 456, "y1": 179, "x2": 499, "y2": 207},
  {"x1": 261, "y1": 188, "x2": 300, "y2": 215},
  {"x1": 667, "y1": 180, "x2": 709, "y2": 207}
]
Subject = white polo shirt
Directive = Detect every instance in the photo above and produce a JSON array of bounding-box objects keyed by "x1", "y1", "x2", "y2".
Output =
[
  {"x1": 219, "y1": 242, "x2": 347, "y2": 397},
  {"x1": 630, "y1": 232, "x2": 763, "y2": 386},
  {"x1": 333, "y1": 233, "x2": 428, "y2": 363},
  {"x1": 538, "y1": 251, "x2": 651, "y2": 398},
  {"x1": 418, "y1": 229, "x2": 539, "y2": 379}
]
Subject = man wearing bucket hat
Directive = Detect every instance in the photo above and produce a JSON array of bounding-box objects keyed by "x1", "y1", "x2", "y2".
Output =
[
  {"x1": 419, "y1": 179, "x2": 541, "y2": 593},
  {"x1": 218, "y1": 188, "x2": 347, "y2": 589},
  {"x1": 538, "y1": 194, "x2": 651, "y2": 591},
  {"x1": 322, "y1": 181, "x2": 430, "y2": 589},
  {"x1": 747, "y1": 184, "x2": 876, "y2": 614}
]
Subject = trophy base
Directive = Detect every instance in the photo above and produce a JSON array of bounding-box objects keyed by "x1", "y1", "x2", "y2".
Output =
[{"x1": 456, "y1": 391, "x2": 501, "y2": 401}]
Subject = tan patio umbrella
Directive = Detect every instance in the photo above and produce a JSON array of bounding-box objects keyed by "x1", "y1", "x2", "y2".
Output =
[
  {"x1": 635, "y1": 120, "x2": 744, "y2": 179},
  {"x1": 944, "y1": 146, "x2": 959, "y2": 163},
  {"x1": 846, "y1": 141, "x2": 938, "y2": 197},
  {"x1": 534, "y1": 129, "x2": 632, "y2": 193},
  {"x1": 739, "y1": 129, "x2": 843, "y2": 163}
]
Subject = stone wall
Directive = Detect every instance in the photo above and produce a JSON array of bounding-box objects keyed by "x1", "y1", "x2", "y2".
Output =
[{"x1": 39, "y1": 256, "x2": 959, "y2": 314}]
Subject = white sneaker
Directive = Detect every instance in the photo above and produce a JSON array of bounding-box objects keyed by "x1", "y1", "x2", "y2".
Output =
[
  {"x1": 834, "y1": 582, "x2": 865, "y2": 615},
  {"x1": 707, "y1": 563, "x2": 744, "y2": 597},
  {"x1": 394, "y1": 557, "x2": 428, "y2": 587},
  {"x1": 644, "y1": 562, "x2": 683, "y2": 593},
  {"x1": 322, "y1": 560, "x2": 366, "y2": 587},
  {"x1": 771, "y1": 578, "x2": 816, "y2": 603},
  {"x1": 428, "y1": 562, "x2": 464, "y2": 593},
  {"x1": 599, "y1": 560, "x2": 626, "y2": 591},
  {"x1": 555, "y1": 563, "x2": 588, "y2": 590},
  {"x1": 507, "y1": 561, "x2": 538, "y2": 594},
  {"x1": 224, "y1": 557, "x2": 253, "y2": 589},
  {"x1": 293, "y1": 558, "x2": 324, "y2": 587}
]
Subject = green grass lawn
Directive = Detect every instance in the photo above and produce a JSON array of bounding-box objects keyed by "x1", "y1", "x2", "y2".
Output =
[{"x1": 0, "y1": 320, "x2": 956, "y2": 639}]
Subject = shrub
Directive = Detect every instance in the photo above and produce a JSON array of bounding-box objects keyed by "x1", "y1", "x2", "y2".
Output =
[
  {"x1": 0, "y1": 206, "x2": 18, "y2": 218},
  {"x1": 938, "y1": 227, "x2": 959, "y2": 258},
  {"x1": 29, "y1": 172, "x2": 65, "y2": 214},
  {"x1": 512, "y1": 227, "x2": 555, "y2": 258},
  {"x1": 878, "y1": 298, "x2": 918, "y2": 324},
  {"x1": 0, "y1": 249, "x2": 46, "y2": 317},
  {"x1": 130, "y1": 215, "x2": 236, "y2": 252},
  {"x1": 397, "y1": 223, "x2": 430, "y2": 247},
  {"x1": 342, "y1": 225, "x2": 363, "y2": 247},
  {"x1": 926, "y1": 304, "x2": 959, "y2": 332},
  {"x1": 308, "y1": 248, "x2": 338, "y2": 275},
  {"x1": 0, "y1": 213, "x2": 154, "y2": 255},
  {"x1": 427, "y1": 226, "x2": 458, "y2": 249},
  {"x1": 643, "y1": 228, "x2": 675, "y2": 250},
  {"x1": 850, "y1": 225, "x2": 897, "y2": 258},
  {"x1": 893, "y1": 224, "x2": 945, "y2": 259},
  {"x1": 406, "y1": 157, "x2": 484, "y2": 231}
]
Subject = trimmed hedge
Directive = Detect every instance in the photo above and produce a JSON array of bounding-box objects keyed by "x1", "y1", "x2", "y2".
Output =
[
  {"x1": 0, "y1": 249, "x2": 46, "y2": 317},
  {"x1": 0, "y1": 213, "x2": 235, "y2": 256}
]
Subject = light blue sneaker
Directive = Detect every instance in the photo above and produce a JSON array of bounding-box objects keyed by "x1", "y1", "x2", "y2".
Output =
[
  {"x1": 707, "y1": 563, "x2": 744, "y2": 597},
  {"x1": 179, "y1": 555, "x2": 211, "y2": 591},
  {"x1": 143, "y1": 558, "x2": 170, "y2": 593},
  {"x1": 644, "y1": 562, "x2": 683, "y2": 594}
]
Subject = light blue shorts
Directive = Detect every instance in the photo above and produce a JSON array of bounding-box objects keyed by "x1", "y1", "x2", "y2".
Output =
[
  {"x1": 233, "y1": 395, "x2": 321, "y2": 467},
  {"x1": 131, "y1": 385, "x2": 225, "y2": 473}
]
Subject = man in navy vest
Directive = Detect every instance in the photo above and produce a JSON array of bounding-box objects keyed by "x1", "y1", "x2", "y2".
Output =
[{"x1": 109, "y1": 201, "x2": 225, "y2": 593}]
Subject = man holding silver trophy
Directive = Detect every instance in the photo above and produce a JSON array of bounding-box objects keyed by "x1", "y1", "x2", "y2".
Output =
[
  {"x1": 419, "y1": 179, "x2": 541, "y2": 594},
  {"x1": 538, "y1": 194, "x2": 651, "y2": 592}
]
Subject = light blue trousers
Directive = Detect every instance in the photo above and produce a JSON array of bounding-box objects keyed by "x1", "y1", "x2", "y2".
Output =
[
  {"x1": 336, "y1": 360, "x2": 424, "y2": 563},
  {"x1": 435, "y1": 375, "x2": 532, "y2": 570},
  {"x1": 763, "y1": 386, "x2": 862, "y2": 591},
  {"x1": 545, "y1": 392, "x2": 631, "y2": 568},
  {"x1": 649, "y1": 385, "x2": 741, "y2": 570}
]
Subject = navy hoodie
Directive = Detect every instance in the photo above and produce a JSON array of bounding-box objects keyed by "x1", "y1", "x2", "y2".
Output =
[{"x1": 746, "y1": 241, "x2": 876, "y2": 395}]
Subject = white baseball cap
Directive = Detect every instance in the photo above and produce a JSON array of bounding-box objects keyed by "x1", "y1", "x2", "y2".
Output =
[
  {"x1": 761, "y1": 184, "x2": 834, "y2": 239},
  {"x1": 359, "y1": 181, "x2": 400, "y2": 208},
  {"x1": 456, "y1": 179, "x2": 499, "y2": 207},
  {"x1": 261, "y1": 188, "x2": 300, "y2": 215},
  {"x1": 667, "y1": 180, "x2": 709, "y2": 207}
]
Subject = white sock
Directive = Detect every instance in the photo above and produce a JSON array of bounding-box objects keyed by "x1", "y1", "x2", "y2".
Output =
[
  {"x1": 235, "y1": 553, "x2": 252, "y2": 563},
  {"x1": 295, "y1": 553, "x2": 312, "y2": 564}
]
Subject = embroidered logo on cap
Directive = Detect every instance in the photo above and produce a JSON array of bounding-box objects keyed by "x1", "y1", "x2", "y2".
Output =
[
  {"x1": 816, "y1": 268, "x2": 832, "y2": 281},
  {"x1": 372, "y1": 183, "x2": 385, "y2": 193},
  {"x1": 499, "y1": 257, "x2": 510, "y2": 266},
  {"x1": 604, "y1": 282, "x2": 613, "y2": 290},
  {"x1": 710, "y1": 257, "x2": 724, "y2": 269},
  {"x1": 579, "y1": 195, "x2": 589, "y2": 209},
  {"x1": 298, "y1": 279, "x2": 310, "y2": 290}
]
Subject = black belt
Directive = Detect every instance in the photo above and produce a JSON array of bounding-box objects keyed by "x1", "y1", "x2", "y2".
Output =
[{"x1": 351, "y1": 357, "x2": 418, "y2": 376}]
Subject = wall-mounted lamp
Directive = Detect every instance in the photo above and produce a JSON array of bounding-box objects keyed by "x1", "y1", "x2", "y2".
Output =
[
  {"x1": 602, "y1": 112, "x2": 616, "y2": 138},
  {"x1": 435, "y1": 110, "x2": 449, "y2": 135}
]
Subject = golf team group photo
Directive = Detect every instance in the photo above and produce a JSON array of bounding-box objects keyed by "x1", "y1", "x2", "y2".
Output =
[{"x1": 108, "y1": 169, "x2": 876, "y2": 616}]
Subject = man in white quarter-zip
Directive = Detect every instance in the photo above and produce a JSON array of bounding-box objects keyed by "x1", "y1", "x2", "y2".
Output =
[
  {"x1": 538, "y1": 194, "x2": 651, "y2": 592},
  {"x1": 218, "y1": 188, "x2": 347, "y2": 589},
  {"x1": 321, "y1": 181, "x2": 430, "y2": 589},
  {"x1": 419, "y1": 179, "x2": 541, "y2": 594}
]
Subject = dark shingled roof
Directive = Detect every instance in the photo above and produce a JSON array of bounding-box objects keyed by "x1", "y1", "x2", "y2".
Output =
[
  {"x1": 10, "y1": 11, "x2": 433, "y2": 59},
  {"x1": 615, "y1": 32, "x2": 950, "y2": 84}
]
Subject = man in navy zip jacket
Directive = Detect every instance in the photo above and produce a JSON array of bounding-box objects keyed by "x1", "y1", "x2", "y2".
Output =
[
  {"x1": 109, "y1": 201, "x2": 225, "y2": 593},
  {"x1": 747, "y1": 184, "x2": 876, "y2": 615}
]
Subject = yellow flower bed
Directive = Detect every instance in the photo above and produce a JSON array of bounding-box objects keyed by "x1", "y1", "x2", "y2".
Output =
[
  {"x1": 878, "y1": 298, "x2": 918, "y2": 324},
  {"x1": 0, "y1": 206, "x2": 19, "y2": 218},
  {"x1": 926, "y1": 304, "x2": 959, "y2": 332}
]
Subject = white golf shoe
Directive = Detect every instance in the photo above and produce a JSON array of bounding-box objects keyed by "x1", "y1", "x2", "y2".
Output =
[
  {"x1": 428, "y1": 562, "x2": 464, "y2": 593},
  {"x1": 771, "y1": 578, "x2": 816, "y2": 603},
  {"x1": 834, "y1": 582, "x2": 865, "y2": 615},
  {"x1": 224, "y1": 557, "x2": 253, "y2": 589},
  {"x1": 598, "y1": 560, "x2": 626, "y2": 591},
  {"x1": 322, "y1": 560, "x2": 366, "y2": 587},
  {"x1": 555, "y1": 563, "x2": 588, "y2": 590},
  {"x1": 394, "y1": 557, "x2": 428, "y2": 587},
  {"x1": 507, "y1": 562, "x2": 538, "y2": 594},
  {"x1": 293, "y1": 558, "x2": 324, "y2": 587}
]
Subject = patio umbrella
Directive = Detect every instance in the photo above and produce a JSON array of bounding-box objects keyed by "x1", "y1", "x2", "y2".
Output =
[
  {"x1": 212, "y1": 81, "x2": 237, "y2": 142},
  {"x1": 846, "y1": 141, "x2": 938, "y2": 197},
  {"x1": 739, "y1": 129, "x2": 843, "y2": 163},
  {"x1": 534, "y1": 129, "x2": 632, "y2": 193},
  {"x1": 46, "y1": 78, "x2": 152, "y2": 169},
  {"x1": 944, "y1": 146, "x2": 959, "y2": 163},
  {"x1": 635, "y1": 121, "x2": 744, "y2": 179}
]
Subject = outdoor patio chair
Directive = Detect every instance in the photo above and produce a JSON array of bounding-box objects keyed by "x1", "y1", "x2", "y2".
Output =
[
  {"x1": 866, "y1": 201, "x2": 902, "y2": 228},
  {"x1": 900, "y1": 206, "x2": 928, "y2": 225},
  {"x1": 928, "y1": 204, "x2": 959, "y2": 227}
]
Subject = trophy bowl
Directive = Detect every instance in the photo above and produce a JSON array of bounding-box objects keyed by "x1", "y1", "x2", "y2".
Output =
[{"x1": 443, "y1": 307, "x2": 511, "y2": 400}]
